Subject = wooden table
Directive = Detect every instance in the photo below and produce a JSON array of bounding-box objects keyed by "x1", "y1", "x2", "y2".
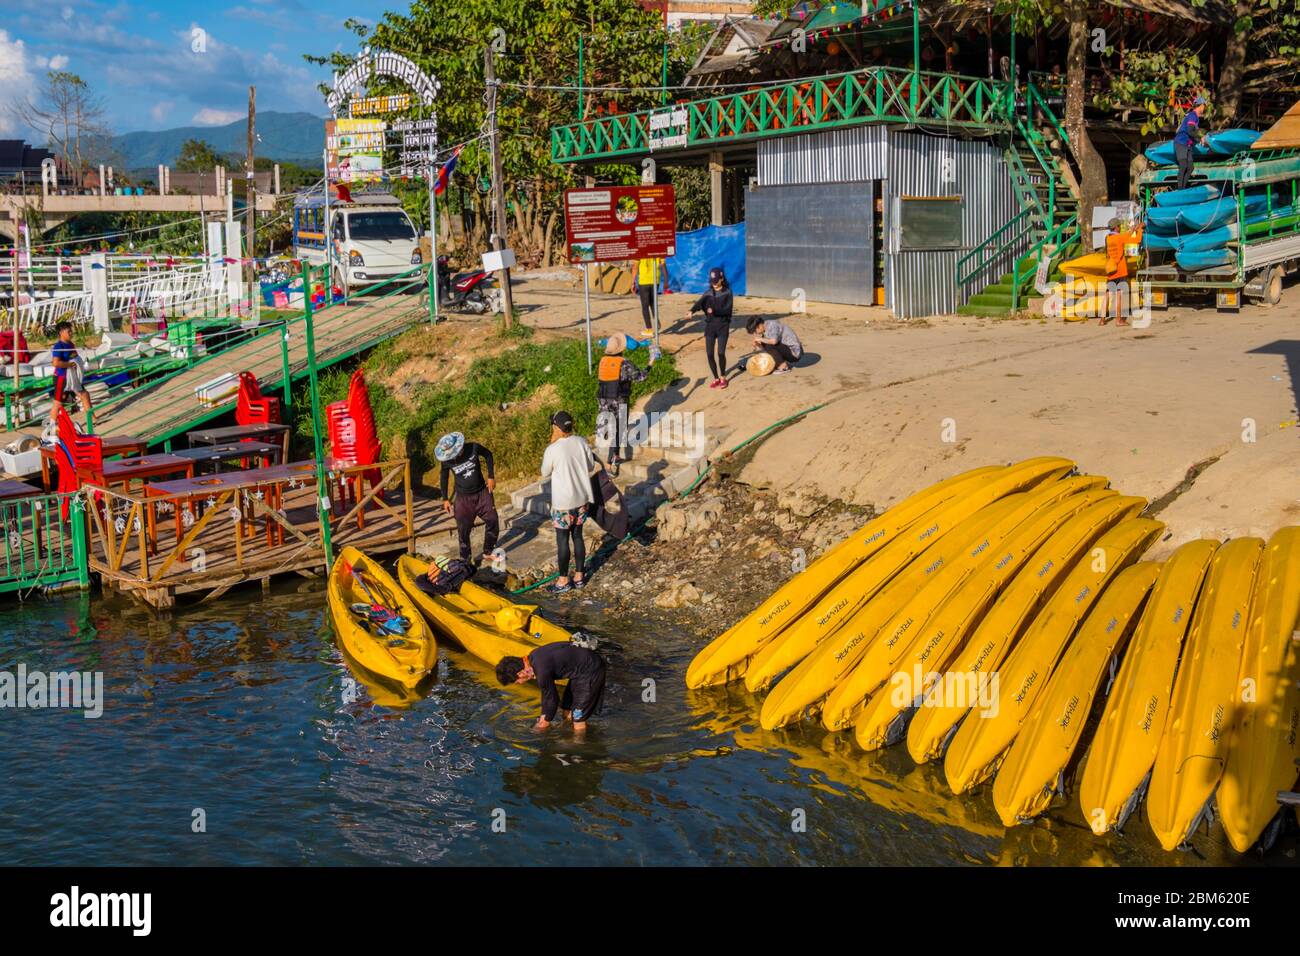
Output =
[
  {"x1": 187, "y1": 423, "x2": 291, "y2": 462},
  {"x1": 41, "y1": 435, "x2": 149, "y2": 490},
  {"x1": 97, "y1": 454, "x2": 195, "y2": 493},
  {"x1": 169, "y1": 441, "x2": 282, "y2": 474},
  {"x1": 145, "y1": 460, "x2": 317, "y2": 548},
  {"x1": 0, "y1": 478, "x2": 41, "y2": 502}
]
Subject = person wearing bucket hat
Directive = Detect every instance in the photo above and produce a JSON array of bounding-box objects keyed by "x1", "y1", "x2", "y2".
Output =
[
  {"x1": 595, "y1": 333, "x2": 650, "y2": 477},
  {"x1": 689, "y1": 267, "x2": 734, "y2": 388},
  {"x1": 436, "y1": 431, "x2": 499, "y2": 566}
]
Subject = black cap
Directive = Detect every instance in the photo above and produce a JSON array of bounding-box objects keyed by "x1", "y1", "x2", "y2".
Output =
[
  {"x1": 709, "y1": 267, "x2": 726, "y2": 283},
  {"x1": 550, "y1": 410, "x2": 574, "y2": 432}
]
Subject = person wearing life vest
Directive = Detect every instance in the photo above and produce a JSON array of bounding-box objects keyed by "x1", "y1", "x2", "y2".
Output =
[
  {"x1": 1102, "y1": 216, "x2": 1143, "y2": 327},
  {"x1": 596, "y1": 333, "x2": 651, "y2": 477}
]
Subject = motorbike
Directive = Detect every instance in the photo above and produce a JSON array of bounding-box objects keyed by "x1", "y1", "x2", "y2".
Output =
[{"x1": 436, "y1": 256, "x2": 503, "y2": 315}]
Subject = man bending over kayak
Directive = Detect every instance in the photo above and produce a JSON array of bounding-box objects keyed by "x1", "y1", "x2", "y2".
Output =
[{"x1": 496, "y1": 641, "x2": 607, "y2": 734}]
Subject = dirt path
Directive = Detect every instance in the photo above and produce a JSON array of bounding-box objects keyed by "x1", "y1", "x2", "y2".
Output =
[{"x1": 512, "y1": 271, "x2": 1300, "y2": 552}]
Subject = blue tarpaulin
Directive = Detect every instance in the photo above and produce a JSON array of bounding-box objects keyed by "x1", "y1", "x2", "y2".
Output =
[{"x1": 666, "y1": 223, "x2": 746, "y2": 296}]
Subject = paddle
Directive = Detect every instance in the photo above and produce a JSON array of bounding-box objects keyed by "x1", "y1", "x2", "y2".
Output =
[{"x1": 339, "y1": 558, "x2": 408, "y2": 636}]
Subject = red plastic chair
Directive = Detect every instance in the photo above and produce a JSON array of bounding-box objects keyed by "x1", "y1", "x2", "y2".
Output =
[
  {"x1": 235, "y1": 371, "x2": 281, "y2": 428},
  {"x1": 55, "y1": 405, "x2": 104, "y2": 484},
  {"x1": 328, "y1": 370, "x2": 383, "y2": 527}
]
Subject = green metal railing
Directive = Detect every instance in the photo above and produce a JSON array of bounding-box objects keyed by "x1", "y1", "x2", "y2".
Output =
[
  {"x1": 1010, "y1": 214, "x2": 1080, "y2": 312},
  {"x1": 82, "y1": 264, "x2": 431, "y2": 448},
  {"x1": 956, "y1": 208, "x2": 1034, "y2": 287},
  {"x1": 0, "y1": 492, "x2": 89, "y2": 595},
  {"x1": 551, "y1": 67, "x2": 1014, "y2": 162}
]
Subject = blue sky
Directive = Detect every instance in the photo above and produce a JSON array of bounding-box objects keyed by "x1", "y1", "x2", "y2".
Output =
[{"x1": 0, "y1": 0, "x2": 384, "y2": 136}]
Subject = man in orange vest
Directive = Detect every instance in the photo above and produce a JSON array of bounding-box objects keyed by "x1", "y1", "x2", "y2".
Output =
[
  {"x1": 1102, "y1": 216, "x2": 1143, "y2": 327},
  {"x1": 596, "y1": 333, "x2": 651, "y2": 477}
]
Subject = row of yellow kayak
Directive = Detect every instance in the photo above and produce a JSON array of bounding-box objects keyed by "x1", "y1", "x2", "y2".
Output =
[
  {"x1": 326, "y1": 547, "x2": 569, "y2": 694},
  {"x1": 687, "y1": 459, "x2": 1300, "y2": 853}
]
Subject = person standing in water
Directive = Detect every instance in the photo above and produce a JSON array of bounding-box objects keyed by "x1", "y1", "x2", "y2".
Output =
[
  {"x1": 689, "y1": 267, "x2": 734, "y2": 389},
  {"x1": 496, "y1": 640, "x2": 608, "y2": 734}
]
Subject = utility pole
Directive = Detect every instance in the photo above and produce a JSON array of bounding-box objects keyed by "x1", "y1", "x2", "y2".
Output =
[
  {"x1": 484, "y1": 45, "x2": 515, "y2": 329},
  {"x1": 245, "y1": 86, "x2": 257, "y2": 295}
]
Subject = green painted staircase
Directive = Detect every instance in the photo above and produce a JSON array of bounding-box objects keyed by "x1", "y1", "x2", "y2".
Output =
[{"x1": 958, "y1": 104, "x2": 1082, "y2": 317}]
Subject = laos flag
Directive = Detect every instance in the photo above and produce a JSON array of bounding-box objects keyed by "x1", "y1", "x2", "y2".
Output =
[{"x1": 434, "y1": 146, "x2": 462, "y2": 196}]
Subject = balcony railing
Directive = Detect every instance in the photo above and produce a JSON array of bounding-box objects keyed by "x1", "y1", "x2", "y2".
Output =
[{"x1": 551, "y1": 67, "x2": 1014, "y2": 162}]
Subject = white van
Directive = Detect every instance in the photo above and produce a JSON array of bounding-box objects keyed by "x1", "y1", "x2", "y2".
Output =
[{"x1": 292, "y1": 191, "x2": 423, "y2": 295}]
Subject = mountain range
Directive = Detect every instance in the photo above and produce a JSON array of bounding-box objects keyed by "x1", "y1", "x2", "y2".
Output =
[{"x1": 111, "y1": 111, "x2": 325, "y2": 169}]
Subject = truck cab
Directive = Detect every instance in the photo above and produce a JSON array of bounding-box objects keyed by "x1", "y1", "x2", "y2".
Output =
[{"x1": 293, "y1": 190, "x2": 422, "y2": 295}]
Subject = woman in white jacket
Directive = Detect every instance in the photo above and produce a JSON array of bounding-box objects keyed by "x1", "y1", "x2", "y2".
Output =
[{"x1": 540, "y1": 410, "x2": 596, "y2": 593}]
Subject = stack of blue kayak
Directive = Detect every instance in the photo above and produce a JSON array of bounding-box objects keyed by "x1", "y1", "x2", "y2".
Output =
[
  {"x1": 1140, "y1": 179, "x2": 1294, "y2": 271},
  {"x1": 1144, "y1": 128, "x2": 1261, "y2": 166}
]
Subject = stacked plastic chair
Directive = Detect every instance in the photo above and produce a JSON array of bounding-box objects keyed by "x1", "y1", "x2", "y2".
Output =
[
  {"x1": 53, "y1": 405, "x2": 103, "y2": 520},
  {"x1": 235, "y1": 372, "x2": 281, "y2": 429},
  {"x1": 327, "y1": 369, "x2": 384, "y2": 528}
]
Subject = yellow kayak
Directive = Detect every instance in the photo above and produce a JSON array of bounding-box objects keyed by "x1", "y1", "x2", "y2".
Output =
[
  {"x1": 1147, "y1": 536, "x2": 1263, "y2": 851},
  {"x1": 397, "y1": 555, "x2": 569, "y2": 666},
  {"x1": 823, "y1": 477, "x2": 1107, "y2": 733},
  {"x1": 1217, "y1": 528, "x2": 1300, "y2": 853},
  {"x1": 755, "y1": 458, "x2": 1076, "y2": 729},
  {"x1": 991, "y1": 561, "x2": 1161, "y2": 827},
  {"x1": 1077, "y1": 539, "x2": 1218, "y2": 835},
  {"x1": 906, "y1": 495, "x2": 1145, "y2": 764},
  {"x1": 943, "y1": 517, "x2": 1164, "y2": 794},
  {"x1": 685, "y1": 464, "x2": 1006, "y2": 689},
  {"x1": 847, "y1": 485, "x2": 1116, "y2": 749},
  {"x1": 328, "y1": 547, "x2": 437, "y2": 689}
]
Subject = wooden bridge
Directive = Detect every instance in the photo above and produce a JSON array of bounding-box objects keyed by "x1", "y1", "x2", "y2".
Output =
[{"x1": 80, "y1": 282, "x2": 430, "y2": 450}]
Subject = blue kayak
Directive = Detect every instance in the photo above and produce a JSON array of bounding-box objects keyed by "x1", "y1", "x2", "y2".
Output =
[
  {"x1": 1176, "y1": 248, "x2": 1234, "y2": 271},
  {"x1": 1146, "y1": 193, "x2": 1268, "y2": 231},
  {"x1": 1153, "y1": 183, "x2": 1225, "y2": 207},
  {"x1": 1142, "y1": 231, "x2": 1182, "y2": 251},
  {"x1": 1205, "y1": 128, "x2": 1261, "y2": 157},
  {"x1": 1145, "y1": 139, "x2": 1211, "y2": 166}
]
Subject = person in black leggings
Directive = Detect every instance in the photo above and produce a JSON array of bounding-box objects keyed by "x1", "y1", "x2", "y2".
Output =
[{"x1": 689, "y1": 267, "x2": 734, "y2": 389}]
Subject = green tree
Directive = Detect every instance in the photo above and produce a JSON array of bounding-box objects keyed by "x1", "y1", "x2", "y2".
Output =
[
  {"x1": 306, "y1": 1, "x2": 695, "y2": 266},
  {"x1": 1217, "y1": 0, "x2": 1300, "y2": 122},
  {"x1": 176, "y1": 138, "x2": 224, "y2": 172}
]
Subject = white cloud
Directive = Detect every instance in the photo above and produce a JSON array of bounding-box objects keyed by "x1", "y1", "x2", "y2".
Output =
[
  {"x1": 0, "y1": 31, "x2": 36, "y2": 136},
  {"x1": 192, "y1": 107, "x2": 244, "y2": 126},
  {"x1": 150, "y1": 100, "x2": 173, "y2": 124},
  {"x1": 49, "y1": 53, "x2": 69, "y2": 69}
]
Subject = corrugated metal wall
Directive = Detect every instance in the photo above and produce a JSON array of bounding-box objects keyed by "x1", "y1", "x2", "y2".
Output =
[
  {"x1": 751, "y1": 126, "x2": 1023, "y2": 320},
  {"x1": 757, "y1": 126, "x2": 888, "y2": 185},
  {"x1": 883, "y1": 131, "x2": 1022, "y2": 319},
  {"x1": 746, "y1": 182, "x2": 874, "y2": 305}
]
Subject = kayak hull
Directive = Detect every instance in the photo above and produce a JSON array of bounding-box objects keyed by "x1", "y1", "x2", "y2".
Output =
[{"x1": 329, "y1": 547, "x2": 437, "y2": 689}]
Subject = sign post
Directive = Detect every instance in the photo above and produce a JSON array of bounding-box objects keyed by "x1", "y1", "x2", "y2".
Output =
[{"x1": 562, "y1": 184, "x2": 677, "y2": 369}]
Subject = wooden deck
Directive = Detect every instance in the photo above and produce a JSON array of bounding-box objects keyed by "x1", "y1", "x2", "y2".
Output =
[
  {"x1": 74, "y1": 286, "x2": 428, "y2": 449},
  {"x1": 85, "y1": 458, "x2": 452, "y2": 608}
]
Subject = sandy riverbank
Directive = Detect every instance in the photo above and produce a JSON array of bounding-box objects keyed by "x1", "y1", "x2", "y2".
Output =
[{"x1": 511, "y1": 271, "x2": 1299, "y2": 562}]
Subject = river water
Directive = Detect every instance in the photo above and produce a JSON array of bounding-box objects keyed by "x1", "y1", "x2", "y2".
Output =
[{"x1": 0, "y1": 584, "x2": 1291, "y2": 866}]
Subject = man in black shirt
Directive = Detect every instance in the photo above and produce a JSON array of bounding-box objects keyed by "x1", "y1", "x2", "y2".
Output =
[
  {"x1": 435, "y1": 431, "x2": 499, "y2": 566},
  {"x1": 496, "y1": 641, "x2": 607, "y2": 733}
]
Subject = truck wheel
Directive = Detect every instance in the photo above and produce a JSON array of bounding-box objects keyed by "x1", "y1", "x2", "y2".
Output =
[{"x1": 1263, "y1": 267, "x2": 1283, "y2": 306}]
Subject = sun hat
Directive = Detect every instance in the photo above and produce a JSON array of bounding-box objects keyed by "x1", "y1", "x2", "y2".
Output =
[
  {"x1": 604, "y1": 333, "x2": 627, "y2": 355},
  {"x1": 434, "y1": 432, "x2": 465, "y2": 462},
  {"x1": 748, "y1": 352, "x2": 776, "y2": 376},
  {"x1": 1107, "y1": 217, "x2": 1122, "y2": 231}
]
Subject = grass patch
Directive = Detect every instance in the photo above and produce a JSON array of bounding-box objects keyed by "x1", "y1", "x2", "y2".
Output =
[{"x1": 294, "y1": 334, "x2": 676, "y2": 487}]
